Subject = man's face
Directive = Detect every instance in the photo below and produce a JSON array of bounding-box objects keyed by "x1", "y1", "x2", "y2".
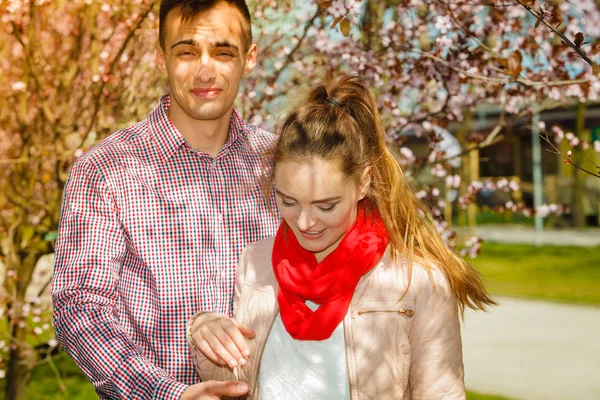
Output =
[{"x1": 156, "y1": 2, "x2": 256, "y2": 122}]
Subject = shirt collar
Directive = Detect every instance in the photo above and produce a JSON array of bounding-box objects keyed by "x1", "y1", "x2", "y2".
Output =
[{"x1": 148, "y1": 95, "x2": 248, "y2": 161}]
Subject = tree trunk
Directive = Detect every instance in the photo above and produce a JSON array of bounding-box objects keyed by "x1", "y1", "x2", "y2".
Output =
[
  {"x1": 457, "y1": 110, "x2": 474, "y2": 227},
  {"x1": 572, "y1": 103, "x2": 587, "y2": 227},
  {"x1": 6, "y1": 323, "x2": 40, "y2": 400},
  {"x1": 3, "y1": 240, "x2": 45, "y2": 400}
]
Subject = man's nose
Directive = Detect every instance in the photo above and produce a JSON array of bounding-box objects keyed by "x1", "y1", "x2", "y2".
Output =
[{"x1": 194, "y1": 55, "x2": 216, "y2": 83}]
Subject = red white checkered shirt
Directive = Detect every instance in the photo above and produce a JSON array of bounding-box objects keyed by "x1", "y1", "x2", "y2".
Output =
[{"x1": 52, "y1": 96, "x2": 280, "y2": 399}]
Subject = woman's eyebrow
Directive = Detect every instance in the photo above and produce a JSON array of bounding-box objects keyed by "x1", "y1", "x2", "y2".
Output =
[{"x1": 276, "y1": 189, "x2": 341, "y2": 203}]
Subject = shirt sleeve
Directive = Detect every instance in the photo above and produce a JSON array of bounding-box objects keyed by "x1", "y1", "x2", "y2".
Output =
[
  {"x1": 187, "y1": 246, "x2": 252, "y2": 383},
  {"x1": 51, "y1": 160, "x2": 188, "y2": 400},
  {"x1": 408, "y1": 267, "x2": 466, "y2": 399}
]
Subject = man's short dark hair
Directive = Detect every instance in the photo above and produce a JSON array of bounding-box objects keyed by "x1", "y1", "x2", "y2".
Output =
[{"x1": 159, "y1": 0, "x2": 252, "y2": 51}]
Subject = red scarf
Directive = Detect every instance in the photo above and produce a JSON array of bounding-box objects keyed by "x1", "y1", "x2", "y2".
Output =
[{"x1": 272, "y1": 206, "x2": 390, "y2": 340}]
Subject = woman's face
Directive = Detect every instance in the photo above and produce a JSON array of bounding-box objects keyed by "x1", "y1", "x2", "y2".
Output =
[{"x1": 274, "y1": 157, "x2": 370, "y2": 262}]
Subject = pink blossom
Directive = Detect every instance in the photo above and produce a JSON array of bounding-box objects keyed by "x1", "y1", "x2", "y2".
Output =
[
  {"x1": 436, "y1": 36, "x2": 453, "y2": 48},
  {"x1": 434, "y1": 15, "x2": 452, "y2": 34},
  {"x1": 11, "y1": 81, "x2": 26, "y2": 92}
]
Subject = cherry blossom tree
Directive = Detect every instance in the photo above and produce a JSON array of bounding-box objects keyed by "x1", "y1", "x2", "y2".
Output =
[
  {"x1": 1, "y1": 1, "x2": 164, "y2": 397},
  {"x1": 1, "y1": 0, "x2": 600, "y2": 397}
]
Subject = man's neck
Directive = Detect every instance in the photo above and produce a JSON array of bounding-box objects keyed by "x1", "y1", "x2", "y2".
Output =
[{"x1": 168, "y1": 106, "x2": 233, "y2": 158}]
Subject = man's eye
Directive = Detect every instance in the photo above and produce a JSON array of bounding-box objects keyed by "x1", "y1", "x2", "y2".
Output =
[
  {"x1": 178, "y1": 51, "x2": 194, "y2": 57},
  {"x1": 281, "y1": 201, "x2": 296, "y2": 208},
  {"x1": 217, "y1": 53, "x2": 233, "y2": 58}
]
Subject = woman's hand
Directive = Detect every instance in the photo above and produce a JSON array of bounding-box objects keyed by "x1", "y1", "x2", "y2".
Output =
[{"x1": 190, "y1": 312, "x2": 255, "y2": 368}]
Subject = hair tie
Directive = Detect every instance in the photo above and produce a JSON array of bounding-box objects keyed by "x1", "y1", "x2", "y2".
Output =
[{"x1": 325, "y1": 97, "x2": 341, "y2": 107}]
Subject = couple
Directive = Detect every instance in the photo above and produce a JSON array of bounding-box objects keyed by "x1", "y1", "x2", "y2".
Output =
[{"x1": 52, "y1": 0, "x2": 494, "y2": 399}]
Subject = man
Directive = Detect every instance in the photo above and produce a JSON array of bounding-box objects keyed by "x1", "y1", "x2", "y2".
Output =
[{"x1": 52, "y1": 1, "x2": 280, "y2": 398}]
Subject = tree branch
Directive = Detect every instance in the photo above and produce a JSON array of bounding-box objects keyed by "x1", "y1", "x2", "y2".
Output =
[
  {"x1": 79, "y1": 1, "x2": 160, "y2": 149},
  {"x1": 411, "y1": 48, "x2": 593, "y2": 88},
  {"x1": 256, "y1": 7, "x2": 321, "y2": 104},
  {"x1": 515, "y1": 0, "x2": 598, "y2": 70},
  {"x1": 539, "y1": 131, "x2": 600, "y2": 178}
]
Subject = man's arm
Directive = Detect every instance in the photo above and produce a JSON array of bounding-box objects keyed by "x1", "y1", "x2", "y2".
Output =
[{"x1": 52, "y1": 160, "x2": 187, "y2": 399}]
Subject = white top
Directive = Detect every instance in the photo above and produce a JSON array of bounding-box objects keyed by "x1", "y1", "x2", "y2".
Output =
[{"x1": 257, "y1": 301, "x2": 350, "y2": 399}]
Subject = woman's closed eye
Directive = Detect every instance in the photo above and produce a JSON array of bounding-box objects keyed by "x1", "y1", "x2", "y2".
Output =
[
  {"x1": 280, "y1": 199, "x2": 297, "y2": 208},
  {"x1": 318, "y1": 204, "x2": 337, "y2": 213}
]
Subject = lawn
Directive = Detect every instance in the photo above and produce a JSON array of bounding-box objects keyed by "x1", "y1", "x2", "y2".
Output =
[
  {"x1": 471, "y1": 243, "x2": 600, "y2": 305},
  {"x1": 1, "y1": 352, "x2": 514, "y2": 399}
]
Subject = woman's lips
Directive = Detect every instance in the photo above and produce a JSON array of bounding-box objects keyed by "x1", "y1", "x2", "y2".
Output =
[{"x1": 299, "y1": 228, "x2": 326, "y2": 240}]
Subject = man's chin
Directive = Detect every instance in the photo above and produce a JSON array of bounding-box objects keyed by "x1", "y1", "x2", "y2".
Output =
[{"x1": 189, "y1": 106, "x2": 231, "y2": 122}]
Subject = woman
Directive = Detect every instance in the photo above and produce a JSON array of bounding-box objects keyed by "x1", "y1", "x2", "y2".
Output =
[{"x1": 186, "y1": 73, "x2": 495, "y2": 399}]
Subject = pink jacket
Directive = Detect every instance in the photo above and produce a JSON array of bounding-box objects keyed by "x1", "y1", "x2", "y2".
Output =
[{"x1": 189, "y1": 237, "x2": 466, "y2": 399}]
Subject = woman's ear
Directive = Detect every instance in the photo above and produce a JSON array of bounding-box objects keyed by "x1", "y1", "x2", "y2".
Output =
[{"x1": 358, "y1": 167, "x2": 372, "y2": 200}]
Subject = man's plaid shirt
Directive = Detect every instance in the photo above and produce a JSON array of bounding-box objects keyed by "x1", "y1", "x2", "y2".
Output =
[{"x1": 52, "y1": 96, "x2": 280, "y2": 399}]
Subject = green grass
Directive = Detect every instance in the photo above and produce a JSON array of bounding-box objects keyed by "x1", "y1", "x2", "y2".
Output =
[
  {"x1": 467, "y1": 391, "x2": 515, "y2": 400},
  {"x1": 0, "y1": 353, "x2": 96, "y2": 399},
  {"x1": 0, "y1": 353, "x2": 513, "y2": 399},
  {"x1": 472, "y1": 243, "x2": 600, "y2": 305},
  {"x1": 473, "y1": 209, "x2": 535, "y2": 226}
]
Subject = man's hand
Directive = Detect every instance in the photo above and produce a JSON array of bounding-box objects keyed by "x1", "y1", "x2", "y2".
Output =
[
  {"x1": 181, "y1": 381, "x2": 248, "y2": 399},
  {"x1": 190, "y1": 312, "x2": 255, "y2": 368}
]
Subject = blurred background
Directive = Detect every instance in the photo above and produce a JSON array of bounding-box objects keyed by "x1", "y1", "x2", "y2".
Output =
[{"x1": 1, "y1": 0, "x2": 599, "y2": 399}]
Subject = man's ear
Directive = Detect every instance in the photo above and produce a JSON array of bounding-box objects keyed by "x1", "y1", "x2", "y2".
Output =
[
  {"x1": 156, "y1": 46, "x2": 167, "y2": 74},
  {"x1": 358, "y1": 167, "x2": 372, "y2": 200},
  {"x1": 243, "y1": 43, "x2": 257, "y2": 75}
]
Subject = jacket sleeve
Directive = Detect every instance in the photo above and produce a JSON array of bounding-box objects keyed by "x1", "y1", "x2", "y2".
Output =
[
  {"x1": 408, "y1": 267, "x2": 466, "y2": 399},
  {"x1": 187, "y1": 245, "x2": 251, "y2": 383},
  {"x1": 51, "y1": 161, "x2": 187, "y2": 399}
]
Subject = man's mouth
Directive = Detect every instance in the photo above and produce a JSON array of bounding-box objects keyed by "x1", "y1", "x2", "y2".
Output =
[{"x1": 190, "y1": 88, "x2": 222, "y2": 98}]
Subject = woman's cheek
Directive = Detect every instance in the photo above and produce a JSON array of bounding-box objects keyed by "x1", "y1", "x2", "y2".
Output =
[{"x1": 278, "y1": 206, "x2": 298, "y2": 224}]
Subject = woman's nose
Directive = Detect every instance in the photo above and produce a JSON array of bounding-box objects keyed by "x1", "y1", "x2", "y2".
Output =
[{"x1": 296, "y1": 209, "x2": 317, "y2": 231}]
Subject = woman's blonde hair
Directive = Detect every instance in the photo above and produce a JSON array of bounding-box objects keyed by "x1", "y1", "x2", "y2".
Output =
[{"x1": 267, "y1": 72, "x2": 495, "y2": 313}]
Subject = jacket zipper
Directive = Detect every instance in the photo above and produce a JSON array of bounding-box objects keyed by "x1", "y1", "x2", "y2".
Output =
[
  {"x1": 248, "y1": 308, "x2": 279, "y2": 399},
  {"x1": 357, "y1": 308, "x2": 414, "y2": 317},
  {"x1": 343, "y1": 313, "x2": 356, "y2": 400}
]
